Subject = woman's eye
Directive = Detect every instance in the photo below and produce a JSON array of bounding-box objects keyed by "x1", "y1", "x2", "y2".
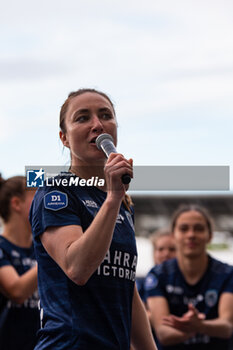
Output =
[
  {"x1": 75, "y1": 115, "x2": 89, "y2": 123},
  {"x1": 194, "y1": 224, "x2": 205, "y2": 232},
  {"x1": 179, "y1": 225, "x2": 188, "y2": 232},
  {"x1": 101, "y1": 113, "x2": 112, "y2": 120}
]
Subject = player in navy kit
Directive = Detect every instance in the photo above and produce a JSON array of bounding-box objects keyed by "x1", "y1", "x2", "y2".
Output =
[
  {"x1": 145, "y1": 204, "x2": 233, "y2": 349},
  {"x1": 30, "y1": 89, "x2": 157, "y2": 349},
  {"x1": 0, "y1": 175, "x2": 40, "y2": 350},
  {"x1": 137, "y1": 229, "x2": 176, "y2": 302},
  {"x1": 136, "y1": 229, "x2": 176, "y2": 350}
]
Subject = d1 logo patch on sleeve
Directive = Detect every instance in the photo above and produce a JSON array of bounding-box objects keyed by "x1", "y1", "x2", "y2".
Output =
[{"x1": 44, "y1": 191, "x2": 68, "y2": 211}]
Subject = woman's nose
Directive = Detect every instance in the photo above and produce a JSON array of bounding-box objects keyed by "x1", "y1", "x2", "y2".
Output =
[
  {"x1": 164, "y1": 250, "x2": 171, "y2": 259},
  {"x1": 91, "y1": 115, "x2": 104, "y2": 132},
  {"x1": 187, "y1": 228, "x2": 195, "y2": 237}
]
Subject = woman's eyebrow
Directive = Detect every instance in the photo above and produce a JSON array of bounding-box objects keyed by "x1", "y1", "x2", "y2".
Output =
[
  {"x1": 71, "y1": 109, "x2": 89, "y2": 119},
  {"x1": 99, "y1": 107, "x2": 112, "y2": 112},
  {"x1": 72, "y1": 107, "x2": 113, "y2": 120},
  {"x1": 74, "y1": 108, "x2": 89, "y2": 115},
  {"x1": 73, "y1": 107, "x2": 111, "y2": 114}
]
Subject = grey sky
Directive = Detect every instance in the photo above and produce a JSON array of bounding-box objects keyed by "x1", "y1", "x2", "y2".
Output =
[{"x1": 0, "y1": 0, "x2": 232, "y2": 190}]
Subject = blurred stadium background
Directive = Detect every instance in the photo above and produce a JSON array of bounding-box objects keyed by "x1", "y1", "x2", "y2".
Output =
[
  {"x1": 1, "y1": 191, "x2": 233, "y2": 276},
  {"x1": 132, "y1": 192, "x2": 233, "y2": 276}
]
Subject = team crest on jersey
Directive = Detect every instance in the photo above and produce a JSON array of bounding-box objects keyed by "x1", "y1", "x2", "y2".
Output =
[
  {"x1": 44, "y1": 191, "x2": 68, "y2": 211},
  {"x1": 125, "y1": 211, "x2": 134, "y2": 230},
  {"x1": 205, "y1": 289, "x2": 218, "y2": 307},
  {"x1": 144, "y1": 273, "x2": 158, "y2": 290}
]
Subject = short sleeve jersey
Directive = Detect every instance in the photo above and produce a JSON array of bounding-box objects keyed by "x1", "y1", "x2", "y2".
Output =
[
  {"x1": 29, "y1": 173, "x2": 137, "y2": 350},
  {"x1": 0, "y1": 236, "x2": 40, "y2": 350},
  {"x1": 145, "y1": 257, "x2": 233, "y2": 350}
]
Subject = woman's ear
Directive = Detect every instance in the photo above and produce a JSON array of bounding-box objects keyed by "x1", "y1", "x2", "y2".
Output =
[
  {"x1": 59, "y1": 131, "x2": 70, "y2": 148},
  {"x1": 10, "y1": 196, "x2": 21, "y2": 213}
]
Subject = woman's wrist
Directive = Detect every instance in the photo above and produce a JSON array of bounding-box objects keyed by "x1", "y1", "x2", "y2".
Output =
[
  {"x1": 105, "y1": 192, "x2": 124, "y2": 209},
  {"x1": 195, "y1": 319, "x2": 205, "y2": 334}
]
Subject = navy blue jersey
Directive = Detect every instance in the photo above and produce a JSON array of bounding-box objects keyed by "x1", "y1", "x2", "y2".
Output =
[
  {"x1": 145, "y1": 257, "x2": 233, "y2": 350},
  {"x1": 0, "y1": 236, "x2": 40, "y2": 350},
  {"x1": 30, "y1": 173, "x2": 137, "y2": 349},
  {"x1": 136, "y1": 276, "x2": 162, "y2": 350},
  {"x1": 136, "y1": 277, "x2": 147, "y2": 302}
]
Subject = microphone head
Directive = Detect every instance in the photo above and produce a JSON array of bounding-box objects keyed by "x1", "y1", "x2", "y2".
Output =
[{"x1": 95, "y1": 133, "x2": 114, "y2": 150}]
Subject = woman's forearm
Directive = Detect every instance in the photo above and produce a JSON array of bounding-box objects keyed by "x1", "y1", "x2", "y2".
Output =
[
  {"x1": 0, "y1": 265, "x2": 38, "y2": 304},
  {"x1": 156, "y1": 325, "x2": 194, "y2": 346},
  {"x1": 198, "y1": 318, "x2": 233, "y2": 339},
  {"x1": 65, "y1": 195, "x2": 123, "y2": 284},
  {"x1": 131, "y1": 287, "x2": 158, "y2": 349}
]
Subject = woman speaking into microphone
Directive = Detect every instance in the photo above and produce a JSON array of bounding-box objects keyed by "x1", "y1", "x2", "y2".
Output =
[{"x1": 30, "y1": 88, "x2": 157, "y2": 350}]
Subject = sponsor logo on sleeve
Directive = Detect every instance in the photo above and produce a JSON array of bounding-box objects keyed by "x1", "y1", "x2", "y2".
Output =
[{"x1": 44, "y1": 191, "x2": 68, "y2": 211}]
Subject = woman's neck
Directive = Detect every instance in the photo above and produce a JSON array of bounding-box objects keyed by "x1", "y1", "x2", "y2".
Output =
[
  {"x1": 2, "y1": 217, "x2": 32, "y2": 248},
  {"x1": 177, "y1": 253, "x2": 209, "y2": 285}
]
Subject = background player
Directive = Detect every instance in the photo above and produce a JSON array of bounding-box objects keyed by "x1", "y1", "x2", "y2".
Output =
[
  {"x1": 0, "y1": 174, "x2": 39, "y2": 350},
  {"x1": 145, "y1": 204, "x2": 233, "y2": 349}
]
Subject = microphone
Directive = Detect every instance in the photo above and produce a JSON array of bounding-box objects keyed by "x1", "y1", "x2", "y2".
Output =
[{"x1": 95, "y1": 133, "x2": 131, "y2": 184}]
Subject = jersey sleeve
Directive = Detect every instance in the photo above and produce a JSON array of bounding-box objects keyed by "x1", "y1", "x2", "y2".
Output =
[
  {"x1": 0, "y1": 247, "x2": 11, "y2": 268},
  {"x1": 29, "y1": 185, "x2": 82, "y2": 239},
  {"x1": 131, "y1": 206, "x2": 135, "y2": 224},
  {"x1": 222, "y1": 267, "x2": 233, "y2": 293},
  {"x1": 144, "y1": 267, "x2": 165, "y2": 299}
]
